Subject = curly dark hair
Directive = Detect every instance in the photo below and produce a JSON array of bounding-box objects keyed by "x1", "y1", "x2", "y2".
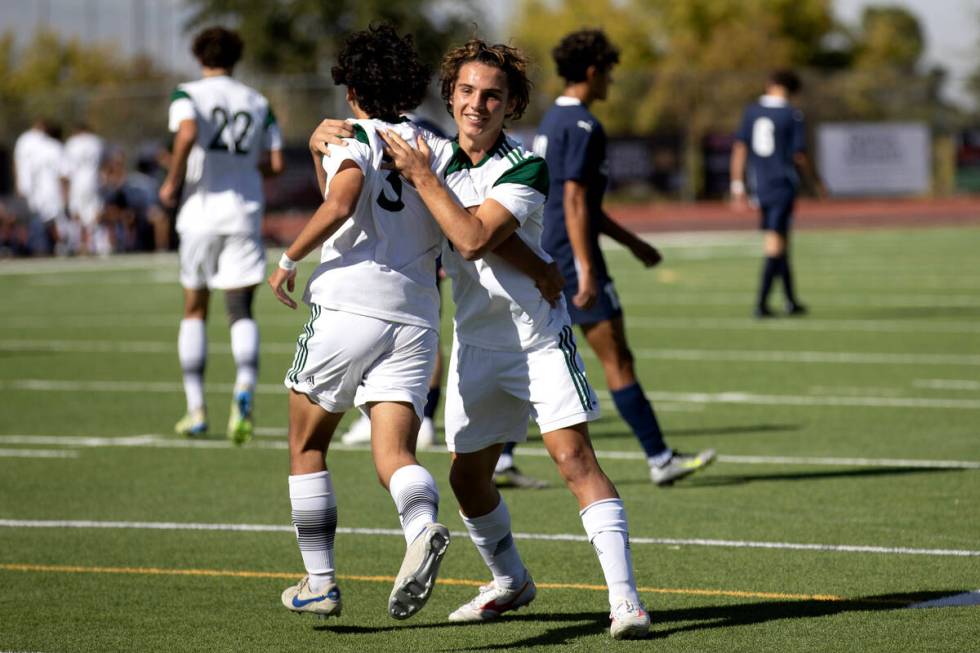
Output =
[
  {"x1": 440, "y1": 39, "x2": 531, "y2": 120},
  {"x1": 331, "y1": 24, "x2": 430, "y2": 121},
  {"x1": 768, "y1": 69, "x2": 802, "y2": 95},
  {"x1": 191, "y1": 26, "x2": 244, "y2": 70},
  {"x1": 552, "y1": 29, "x2": 620, "y2": 83}
]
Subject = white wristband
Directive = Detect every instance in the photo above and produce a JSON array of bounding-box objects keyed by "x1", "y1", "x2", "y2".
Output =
[
  {"x1": 278, "y1": 253, "x2": 297, "y2": 271},
  {"x1": 730, "y1": 180, "x2": 746, "y2": 195}
]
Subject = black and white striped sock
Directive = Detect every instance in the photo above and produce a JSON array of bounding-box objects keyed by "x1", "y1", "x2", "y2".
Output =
[
  {"x1": 389, "y1": 464, "x2": 440, "y2": 544},
  {"x1": 289, "y1": 470, "x2": 337, "y2": 593}
]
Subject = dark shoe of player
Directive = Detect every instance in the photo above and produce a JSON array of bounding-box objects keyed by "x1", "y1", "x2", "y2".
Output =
[
  {"x1": 753, "y1": 305, "x2": 775, "y2": 319},
  {"x1": 785, "y1": 302, "x2": 808, "y2": 316}
]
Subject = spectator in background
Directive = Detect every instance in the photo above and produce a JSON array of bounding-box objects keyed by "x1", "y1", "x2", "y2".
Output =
[
  {"x1": 730, "y1": 69, "x2": 826, "y2": 318},
  {"x1": 61, "y1": 122, "x2": 105, "y2": 255},
  {"x1": 14, "y1": 119, "x2": 67, "y2": 256}
]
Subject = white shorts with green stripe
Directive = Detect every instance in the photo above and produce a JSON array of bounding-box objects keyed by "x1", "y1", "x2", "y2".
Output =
[
  {"x1": 284, "y1": 305, "x2": 438, "y2": 418},
  {"x1": 444, "y1": 325, "x2": 600, "y2": 454}
]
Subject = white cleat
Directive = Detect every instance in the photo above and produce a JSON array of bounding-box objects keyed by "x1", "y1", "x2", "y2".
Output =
[
  {"x1": 281, "y1": 575, "x2": 342, "y2": 619},
  {"x1": 609, "y1": 596, "x2": 650, "y2": 639},
  {"x1": 388, "y1": 522, "x2": 450, "y2": 620},
  {"x1": 650, "y1": 449, "x2": 716, "y2": 486},
  {"x1": 340, "y1": 414, "x2": 372, "y2": 445},
  {"x1": 448, "y1": 574, "x2": 536, "y2": 622}
]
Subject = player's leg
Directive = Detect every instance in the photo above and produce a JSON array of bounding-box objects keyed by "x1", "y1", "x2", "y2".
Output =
[
  {"x1": 417, "y1": 344, "x2": 443, "y2": 447},
  {"x1": 214, "y1": 233, "x2": 266, "y2": 444},
  {"x1": 581, "y1": 317, "x2": 714, "y2": 485},
  {"x1": 448, "y1": 445, "x2": 537, "y2": 622},
  {"x1": 756, "y1": 199, "x2": 786, "y2": 317},
  {"x1": 444, "y1": 339, "x2": 537, "y2": 621},
  {"x1": 224, "y1": 284, "x2": 259, "y2": 444},
  {"x1": 777, "y1": 209, "x2": 805, "y2": 314},
  {"x1": 281, "y1": 389, "x2": 345, "y2": 617},
  {"x1": 541, "y1": 424, "x2": 649, "y2": 639},
  {"x1": 176, "y1": 285, "x2": 209, "y2": 436},
  {"x1": 357, "y1": 324, "x2": 447, "y2": 620}
]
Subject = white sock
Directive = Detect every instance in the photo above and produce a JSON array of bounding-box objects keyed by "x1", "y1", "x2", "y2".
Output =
[
  {"x1": 461, "y1": 499, "x2": 527, "y2": 590},
  {"x1": 495, "y1": 452, "x2": 514, "y2": 473},
  {"x1": 388, "y1": 464, "x2": 439, "y2": 544},
  {"x1": 647, "y1": 449, "x2": 673, "y2": 469},
  {"x1": 580, "y1": 498, "x2": 640, "y2": 607},
  {"x1": 289, "y1": 471, "x2": 337, "y2": 593},
  {"x1": 230, "y1": 318, "x2": 259, "y2": 392},
  {"x1": 178, "y1": 318, "x2": 206, "y2": 412}
]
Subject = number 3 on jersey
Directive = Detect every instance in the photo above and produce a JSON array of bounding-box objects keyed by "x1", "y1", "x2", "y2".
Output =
[{"x1": 208, "y1": 107, "x2": 254, "y2": 155}]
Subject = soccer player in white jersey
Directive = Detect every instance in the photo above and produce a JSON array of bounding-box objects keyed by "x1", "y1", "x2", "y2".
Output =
[
  {"x1": 376, "y1": 39, "x2": 651, "y2": 640},
  {"x1": 159, "y1": 27, "x2": 284, "y2": 444},
  {"x1": 14, "y1": 119, "x2": 66, "y2": 255},
  {"x1": 60, "y1": 123, "x2": 106, "y2": 255}
]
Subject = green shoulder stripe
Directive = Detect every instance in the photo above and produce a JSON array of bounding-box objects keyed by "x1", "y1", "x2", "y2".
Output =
[
  {"x1": 352, "y1": 124, "x2": 370, "y2": 146},
  {"x1": 493, "y1": 155, "x2": 549, "y2": 196},
  {"x1": 264, "y1": 106, "x2": 278, "y2": 128},
  {"x1": 170, "y1": 88, "x2": 190, "y2": 103}
]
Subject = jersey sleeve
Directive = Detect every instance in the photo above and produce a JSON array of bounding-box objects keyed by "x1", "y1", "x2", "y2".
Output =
[
  {"x1": 321, "y1": 138, "x2": 371, "y2": 197},
  {"x1": 168, "y1": 87, "x2": 195, "y2": 132},
  {"x1": 263, "y1": 106, "x2": 283, "y2": 151},
  {"x1": 735, "y1": 108, "x2": 752, "y2": 144},
  {"x1": 791, "y1": 110, "x2": 806, "y2": 153},
  {"x1": 558, "y1": 118, "x2": 598, "y2": 182},
  {"x1": 487, "y1": 156, "x2": 549, "y2": 225}
]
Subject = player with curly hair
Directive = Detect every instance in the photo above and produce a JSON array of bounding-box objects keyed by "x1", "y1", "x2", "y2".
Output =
[
  {"x1": 375, "y1": 38, "x2": 651, "y2": 639},
  {"x1": 269, "y1": 25, "x2": 560, "y2": 623},
  {"x1": 534, "y1": 29, "x2": 716, "y2": 487}
]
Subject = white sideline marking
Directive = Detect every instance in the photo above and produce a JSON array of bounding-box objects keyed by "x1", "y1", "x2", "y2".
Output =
[
  {"x1": 1, "y1": 435, "x2": 977, "y2": 470},
  {"x1": 908, "y1": 590, "x2": 980, "y2": 608},
  {"x1": 619, "y1": 292, "x2": 980, "y2": 308},
  {"x1": 1, "y1": 519, "x2": 977, "y2": 558},
  {"x1": 626, "y1": 316, "x2": 980, "y2": 335},
  {"x1": 3, "y1": 339, "x2": 979, "y2": 367},
  {"x1": 0, "y1": 448, "x2": 78, "y2": 459},
  {"x1": 5, "y1": 379, "x2": 980, "y2": 410},
  {"x1": 914, "y1": 379, "x2": 980, "y2": 391}
]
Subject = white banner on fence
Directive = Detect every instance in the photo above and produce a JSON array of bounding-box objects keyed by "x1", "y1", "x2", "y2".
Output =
[{"x1": 817, "y1": 122, "x2": 931, "y2": 195}]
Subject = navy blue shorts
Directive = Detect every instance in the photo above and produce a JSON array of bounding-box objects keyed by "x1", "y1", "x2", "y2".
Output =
[
  {"x1": 563, "y1": 276, "x2": 624, "y2": 325},
  {"x1": 759, "y1": 196, "x2": 795, "y2": 234}
]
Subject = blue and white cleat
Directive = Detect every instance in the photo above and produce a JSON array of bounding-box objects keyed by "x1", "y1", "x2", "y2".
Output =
[
  {"x1": 281, "y1": 575, "x2": 342, "y2": 619},
  {"x1": 227, "y1": 390, "x2": 253, "y2": 445},
  {"x1": 175, "y1": 408, "x2": 208, "y2": 438}
]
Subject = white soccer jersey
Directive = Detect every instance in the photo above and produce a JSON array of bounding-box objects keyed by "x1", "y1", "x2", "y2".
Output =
[
  {"x1": 303, "y1": 118, "x2": 458, "y2": 331},
  {"x1": 441, "y1": 132, "x2": 567, "y2": 352},
  {"x1": 168, "y1": 75, "x2": 282, "y2": 235},
  {"x1": 26, "y1": 134, "x2": 66, "y2": 223},
  {"x1": 13, "y1": 127, "x2": 46, "y2": 199},
  {"x1": 60, "y1": 132, "x2": 105, "y2": 224}
]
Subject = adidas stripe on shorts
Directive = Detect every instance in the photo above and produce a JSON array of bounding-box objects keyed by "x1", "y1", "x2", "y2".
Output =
[
  {"x1": 445, "y1": 325, "x2": 600, "y2": 453},
  {"x1": 284, "y1": 306, "x2": 438, "y2": 418}
]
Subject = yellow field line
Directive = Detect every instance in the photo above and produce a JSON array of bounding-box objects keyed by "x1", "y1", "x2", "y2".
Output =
[{"x1": 0, "y1": 562, "x2": 906, "y2": 604}]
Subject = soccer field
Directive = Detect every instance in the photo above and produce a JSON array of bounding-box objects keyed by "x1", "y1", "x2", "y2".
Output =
[{"x1": 1, "y1": 225, "x2": 978, "y2": 652}]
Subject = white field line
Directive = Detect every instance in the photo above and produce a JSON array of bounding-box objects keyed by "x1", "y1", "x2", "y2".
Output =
[
  {"x1": 2, "y1": 339, "x2": 978, "y2": 367},
  {"x1": 619, "y1": 292, "x2": 980, "y2": 308},
  {"x1": 907, "y1": 590, "x2": 980, "y2": 608},
  {"x1": 5, "y1": 379, "x2": 980, "y2": 410},
  {"x1": 1, "y1": 435, "x2": 977, "y2": 470},
  {"x1": 626, "y1": 316, "x2": 980, "y2": 335},
  {"x1": 914, "y1": 379, "x2": 980, "y2": 391},
  {"x1": 7, "y1": 314, "x2": 980, "y2": 335},
  {"x1": 0, "y1": 448, "x2": 79, "y2": 459},
  {"x1": 1, "y1": 518, "x2": 977, "y2": 558}
]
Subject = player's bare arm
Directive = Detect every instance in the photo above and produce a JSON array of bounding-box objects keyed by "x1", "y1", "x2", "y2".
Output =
[
  {"x1": 793, "y1": 151, "x2": 828, "y2": 199},
  {"x1": 260, "y1": 149, "x2": 285, "y2": 178},
  {"x1": 490, "y1": 233, "x2": 566, "y2": 307},
  {"x1": 379, "y1": 129, "x2": 518, "y2": 260},
  {"x1": 308, "y1": 119, "x2": 355, "y2": 193},
  {"x1": 159, "y1": 119, "x2": 197, "y2": 208},
  {"x1": 729, "y1": 140, "x2": 749, "y2": 211},
  {"x1": 268, "y1": 161, "x2": 363, "y2": 309},
  {"x1": 599, "y1": 211, "x2": 662, "y2": 268},
  {"x1": 563, "y1": 179, "x2": 599, "y2": 309}
]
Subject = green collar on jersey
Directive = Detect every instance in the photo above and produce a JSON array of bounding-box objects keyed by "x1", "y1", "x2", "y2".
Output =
[{"x1": 444, "y1": 132, "x2": 509, "y2": 176}]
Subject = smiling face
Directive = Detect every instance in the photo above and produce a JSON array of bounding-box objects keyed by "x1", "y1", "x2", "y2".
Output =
[{"x1": 451, "y1": 61, "x2": 515, "y2": 150}]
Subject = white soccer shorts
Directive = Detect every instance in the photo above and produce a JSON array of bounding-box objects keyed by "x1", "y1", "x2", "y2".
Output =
[
  {"x1": 445, "y1": 325, "x2": 600, "y2": 454},
  {"x1": 179, "y1": 231, "x2": 266, "y2": 290},
  {"x1": 284, "y1": 305, "x2": 438, "y2": 418}
]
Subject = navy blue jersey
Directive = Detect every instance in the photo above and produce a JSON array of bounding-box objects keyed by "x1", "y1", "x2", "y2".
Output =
[
  {"x1": 534, "y1": 97, "x2": 610, "y2": 282},
  {"x1": 735, "y1": 96, "x2": 806, "y2": 204}
]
